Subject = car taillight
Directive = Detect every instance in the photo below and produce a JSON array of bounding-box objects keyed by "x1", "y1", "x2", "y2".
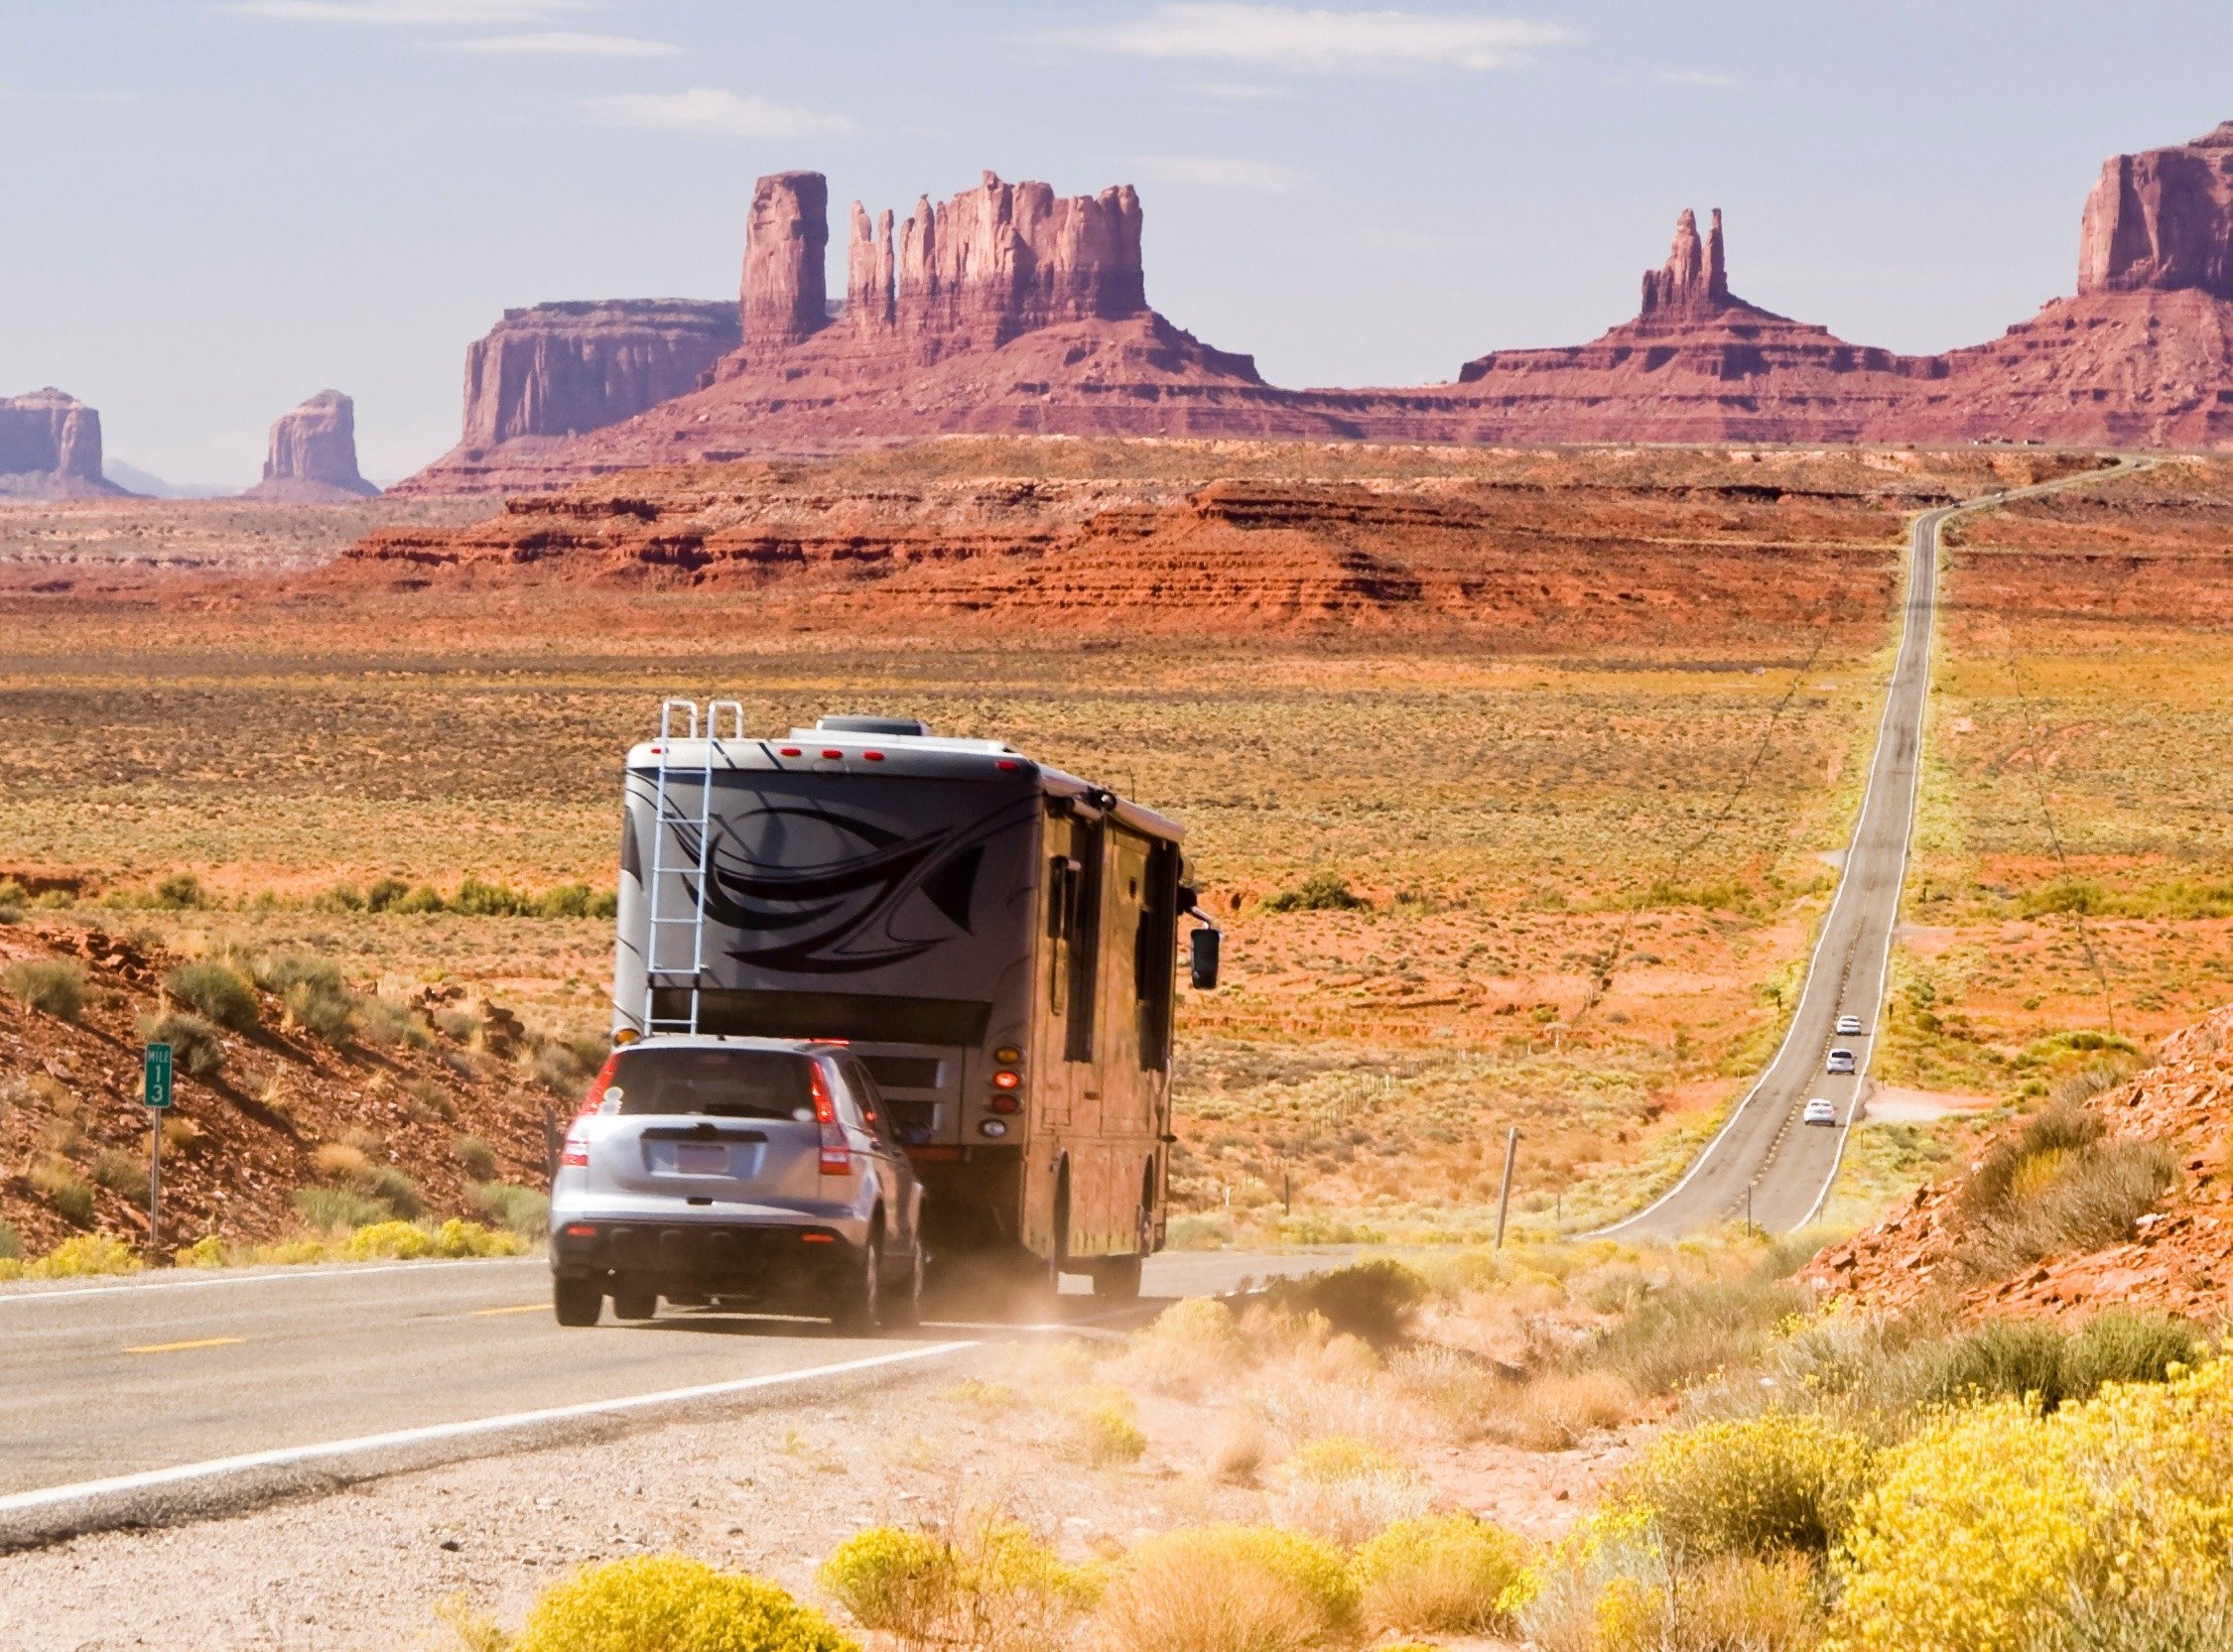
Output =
[
  {"x1": 562, "y1": 1132, "x2": 589, "y2": 1167},
  {"x1": 811, "y1": 1062, "x2": 850, "y2": 1176},
  {"x1": 579, "y1": 1051, "x2": 621, "y2": 1116}
]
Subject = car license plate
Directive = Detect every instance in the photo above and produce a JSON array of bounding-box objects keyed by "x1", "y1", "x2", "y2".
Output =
[{"x1": 674, "y1": 1143, "x2": 728, "y2": 1176}]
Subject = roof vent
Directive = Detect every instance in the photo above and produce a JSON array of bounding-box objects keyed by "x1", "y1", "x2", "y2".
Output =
[{"x1": 815, "y1": 714, "x2": 933, "y2": 738}]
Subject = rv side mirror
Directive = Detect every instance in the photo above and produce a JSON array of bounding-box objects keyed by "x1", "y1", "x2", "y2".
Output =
[{"x1": 1189, "y1": 927, "x2": 1221, "y2": 991}]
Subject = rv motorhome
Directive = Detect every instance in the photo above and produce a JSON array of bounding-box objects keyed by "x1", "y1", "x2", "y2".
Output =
[{"x1": 600, "y1": 704, "x2": 1217, "y2": 1302}]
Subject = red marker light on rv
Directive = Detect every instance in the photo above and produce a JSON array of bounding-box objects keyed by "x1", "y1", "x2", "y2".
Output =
[
  {"x1": 779, "y1": 746, "x2": 802, "y2": 757},
  {"x1": 822, "y1": 748, "x2": 843, "y2": 760},
  {"x1": 995, "y1": 760, "x2": 1020, "y2": 772},
  {"x1": 864, "y1": 751, "x2": 884, "y2": 761}
]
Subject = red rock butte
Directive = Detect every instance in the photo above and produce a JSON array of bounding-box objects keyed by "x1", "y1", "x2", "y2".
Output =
[
  {"x1": 242, "y1": 389, "x2": 380, "y2": 501},
  {"x1": 0, "y1": 387, "x2": 122, "y2": 499},
  {"x1": 394, "y1": 123, "x2": 2233, "y2": 495}
]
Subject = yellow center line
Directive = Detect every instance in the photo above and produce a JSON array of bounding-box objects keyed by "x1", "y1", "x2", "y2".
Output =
[
  {"x1": 125, "y1": 1336, "x2": 245, "y2": 1355},
  {"x1": 471, "y1": 1304, "x2": 547, "y2": 1318}
]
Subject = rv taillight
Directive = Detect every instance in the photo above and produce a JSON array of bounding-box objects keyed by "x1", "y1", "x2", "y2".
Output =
[
  {"x1": 987, "y1": 1094, "x2": 1021, "y2": 1116},
  {"x1": 579, "y1": 1052, "x2": 622, "y2": 1116},
  {"x1": 779, "y1": 745, "x2": 802, "y2": 757},
  {"x1": 995, "y1": 760, "x2": 1020, "y2": 772},
  {"x1": 811, "y1": 1062, "x2": 850, "y2": 1176},
  {"x1": 992, "y1": 1070, "x2": 1020, "y2": 1091}
]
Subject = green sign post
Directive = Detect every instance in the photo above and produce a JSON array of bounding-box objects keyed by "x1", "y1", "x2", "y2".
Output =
[{"x1": 144, "y1": 1043, "x2": 173, "y2": 1253}]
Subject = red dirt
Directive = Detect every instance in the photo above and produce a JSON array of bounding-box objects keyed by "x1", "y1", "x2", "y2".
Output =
[
  {"x1": 0, "y1": 923, "x2": 556, "y2": 1257},
  {"x1": 1807, "y1": 1005, "x2": 2233, "y2": 1323}
]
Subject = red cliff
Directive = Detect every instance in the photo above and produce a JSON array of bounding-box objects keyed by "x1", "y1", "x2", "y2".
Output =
[
  {"x1": 395, "y1": 300, "x2": 740, "y2": 494},
  {"x1": 0, "y1": 388, "x2": 123, "y2": 499},
  {"x1": 243, "y1": 389, "x2": 379, "y2": 501},
  {"x1": 2080, "y1": 121, "x2": 2233, "y2": 299}
]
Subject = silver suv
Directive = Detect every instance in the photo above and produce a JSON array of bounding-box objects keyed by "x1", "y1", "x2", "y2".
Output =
[{"x1": 550, "y1": 1037, "x2": 925, "y2": 1331}]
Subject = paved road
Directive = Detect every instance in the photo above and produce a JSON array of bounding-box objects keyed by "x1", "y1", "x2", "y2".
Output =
[
  {"x1": 1605, "y1": 460, "x2": 2143, "y2": 1237},
  {"x1": 0, "y1": 1247, "x2": 1326, "y2": 1545}
]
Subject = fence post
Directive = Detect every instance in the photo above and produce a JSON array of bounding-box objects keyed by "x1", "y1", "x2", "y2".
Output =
[{"x1": 1494, "y1": 1127, "x2": 1520, "y2": 1249}]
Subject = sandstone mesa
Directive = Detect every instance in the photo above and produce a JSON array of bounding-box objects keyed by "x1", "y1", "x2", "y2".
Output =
[{"x1": 392, "y1": 121, "x2": 2233, "y2": 496}]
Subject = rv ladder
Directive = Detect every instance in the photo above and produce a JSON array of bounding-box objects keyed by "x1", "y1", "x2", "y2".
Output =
[{"x1": 640, "y1": 698, "x2": 744, "y2": 1037}]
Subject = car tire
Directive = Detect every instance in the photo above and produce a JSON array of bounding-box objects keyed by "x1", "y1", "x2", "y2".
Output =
[
  {"x1": 883, "y1": 1242, "x2": 924, "y2": 1330},
  {"x1": 553, "y1": 1277, "x2": 602, "y2": 1327},
  {"x1": 833, "y1": 1233, "x2": 882, "y2": 1334},
  {"x1": 611, "y1": 1280, "x2": 659, "y2": 1323}
]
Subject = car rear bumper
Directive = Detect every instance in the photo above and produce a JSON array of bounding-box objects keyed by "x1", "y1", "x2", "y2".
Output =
[{"x1": 549, "y1": 1217, "x2": 866, "y2": 1303}]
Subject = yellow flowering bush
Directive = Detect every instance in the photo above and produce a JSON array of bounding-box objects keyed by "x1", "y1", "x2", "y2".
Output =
[
  {"x1": 0, "y1": 1231, "x2": 143, "y2": 1280},
  {"x1": 512, "y1": 1555, "x2": 856, "y2": 1652},
  {"x1": 1098, "y1": 1524, "x2": 1362, "y2": 1652},
  {"x1": 821, "y1": 1516, "x2": 1097, "y2": 1652},
  {"x1": 1616, "y1": 1412, "x2": 1876, "y2": 1559},
  {"x1": 1272, "y1": 1437, "x2": 1433, "y2": 1547},
  {"x1": 1831, "y1": 1358, "x2": 2233, "y2": 1652},
  {"x1": 1354, "y1": 1513, "x2": 1528, "y2": 1634},
  {"x1": 341, "y1": 1217, "x2": 526, "y2": 1260}
]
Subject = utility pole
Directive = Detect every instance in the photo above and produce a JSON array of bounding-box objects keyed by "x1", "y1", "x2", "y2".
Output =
[{"x1": 1494, "y1": 1126, "x2": 1519, "y2": 1249}]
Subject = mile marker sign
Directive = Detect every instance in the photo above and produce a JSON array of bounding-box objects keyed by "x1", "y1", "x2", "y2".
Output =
[{"x1": 143, "y1": 1043, "x2": 174, "y2": 1110}]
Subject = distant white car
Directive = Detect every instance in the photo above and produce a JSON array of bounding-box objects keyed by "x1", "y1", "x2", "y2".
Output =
[
  {"x1": 1803, "y1": 1097, "x2": 1838, "y2": 1126},
  {"x1": 1835, "y1": 1014, "x2": 1865, "y2": 1037},
  {"x1": 1825, "y1": 1048, "x2": 1857, "y2": 1075}
]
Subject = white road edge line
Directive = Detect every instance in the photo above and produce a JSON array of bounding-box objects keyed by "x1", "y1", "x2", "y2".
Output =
[
  {"x1": 0, "y1": 1339, "x2": 980, "y2": 1515},
  {"x1": 0, "y1": 1256, "x2": 545, "y2": 1308}
]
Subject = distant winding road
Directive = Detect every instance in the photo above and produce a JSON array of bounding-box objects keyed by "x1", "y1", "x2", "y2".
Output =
[{"x1": 1605, "y1": 457, "x2": 2146, "y2": 1238}]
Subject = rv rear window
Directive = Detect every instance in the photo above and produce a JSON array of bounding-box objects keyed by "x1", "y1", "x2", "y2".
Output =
[{"x1": 609, "y1": 1048, "x2": 815, "y2": 1119}]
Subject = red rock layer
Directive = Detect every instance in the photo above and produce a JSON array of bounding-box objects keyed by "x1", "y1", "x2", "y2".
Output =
[
  {"x1": 0, "y1": 387, "x2": 121, "y2": 499},
  {"x1": 342, "y1": 445, "x2": 1989, "y2": 644},
  {"x1": 242, "y1": 389, "x2": 380, "y2": 501}
]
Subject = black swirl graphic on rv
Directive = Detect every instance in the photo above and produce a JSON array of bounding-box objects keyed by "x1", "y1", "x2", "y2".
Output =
[{"x1": 680, "y1": 799, "x2": 1027, "y2": 975}]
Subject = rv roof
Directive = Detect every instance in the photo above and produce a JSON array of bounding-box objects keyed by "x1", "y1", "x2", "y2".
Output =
[{"x1": 784, "y1": 727, "x2": 1019, "y2": 756}]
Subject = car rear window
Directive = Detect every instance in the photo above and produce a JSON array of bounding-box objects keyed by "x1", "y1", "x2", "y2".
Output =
[{"x1": 608, "y1": 1048, "x2": 814, "y2": 1119}]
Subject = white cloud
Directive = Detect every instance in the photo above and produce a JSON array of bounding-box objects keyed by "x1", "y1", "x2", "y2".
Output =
[
  {"x1": 1049, "y1": 5, "x2": 1573, "y2": 75},
  {"x1": 1658, "y1": 68, "x2": 1739, "y2": 88},
  {"x1": 581, "y1": 88, "x2": 853, "y2": 138},
  {"x1": 223, "y1": 1, "x2": 585, "y2": 22},
  {"x1": 1135, "y1": 154, "x2": 1310, "y2": 191},
  {"x1": 443, "y1": 31, "x2": 681, "y2": 57}
]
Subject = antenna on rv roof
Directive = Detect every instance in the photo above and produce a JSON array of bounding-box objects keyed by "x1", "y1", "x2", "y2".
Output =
[{"x1": 815, "y1": 715, "x2": 932, "y2": 738}]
